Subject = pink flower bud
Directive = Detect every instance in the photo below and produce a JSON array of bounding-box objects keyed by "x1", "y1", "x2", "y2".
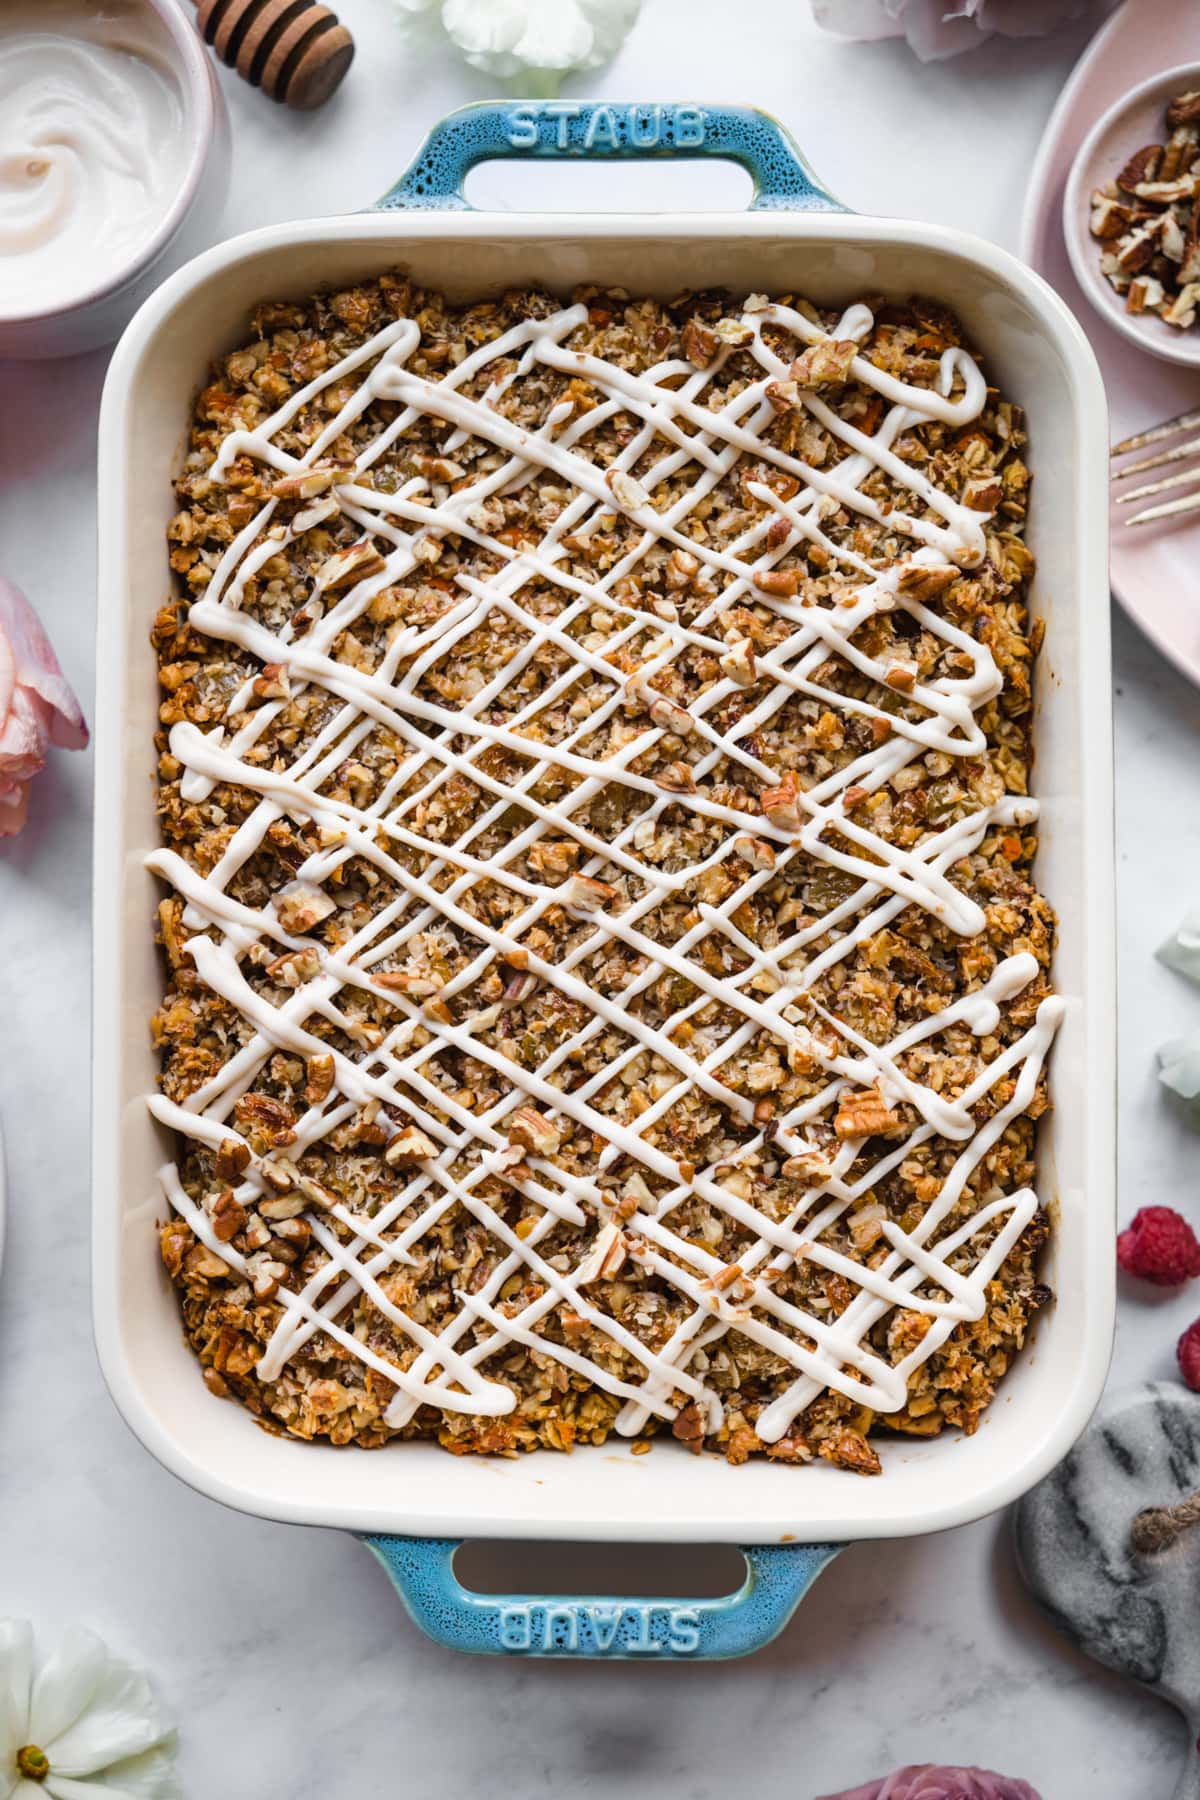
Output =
[
  {"x1": 818, "y1": 1766, "x2": 1043, "y2": 1800},
  {"x1": 0, "y1": 576, "x2": 88, "y2": 838}
]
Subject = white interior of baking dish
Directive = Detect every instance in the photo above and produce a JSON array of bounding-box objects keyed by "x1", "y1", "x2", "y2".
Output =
[{"x1": 94, "y1": 213, "x2": 1114, "y2": 1542}]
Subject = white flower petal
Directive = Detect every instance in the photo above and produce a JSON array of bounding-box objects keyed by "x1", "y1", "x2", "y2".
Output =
[
  {"x1": 389, "y1": 0, "x2": 444, "y2": 50},
  {"x1": 440, "y1": 0, "x2": 638, "y2": 76},
  {"x1": 513, "y1": 0, "x2": 599, "y2": 69},
  {"x1": 33, "y1": 1631, "x2": 170, "y2": 1779},
  {"x1": 811, "y1": 0, "x2": 906, "y2": 40},
  {"x1": 0, "y1": 1621, "x2": 34, "y2": 1785},
  {"x1": 1156, "y1": 912, "x2": 1200, "y2": 1114},
  {"x1": 575, "y1": 0, "x2": 640, "y2": 61},
  {"x1": 1159, "y1": 910, "x2": 1200, "y2": 986},
  {"x1": 44, "y1": 1742, "x2": 181, "y2": 1800},
  {"x1": 1159, "y1": 1032, "x2": 1200, "y2": 1105},
  {"x1": 26, "y1": 1628, "x2": 107, "y2": 1756}
]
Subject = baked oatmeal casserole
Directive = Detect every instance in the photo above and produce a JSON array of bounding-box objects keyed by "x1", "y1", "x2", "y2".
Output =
[{"x1": 149, "y1": 274, "x2": 1058, "y2": 1476}]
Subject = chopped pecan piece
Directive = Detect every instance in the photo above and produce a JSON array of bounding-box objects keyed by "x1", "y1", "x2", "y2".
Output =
[
  {"x1": 733, "y1": 833, "x2": 776, "y2": 872},
  {"x1": 656, "y1": 762, "x2": 697, "y2": 794},
  {"x1": 607, "y1": 468, "x2": 648, "y2": 509},
  {"x1": 374, "y1": 969, "x2": 443, "y2": 997},
  {"x1": 384, "y1": 1126, "x2": 439, "y2": 1165},
  {"x1": 1168, "y1": 91, "x2": 1200, "y2": 128},
  {"x1": 185, "y1": 1244, "x2": 230, "y2": 1281},
  {"x1": 234, "y1": 1092, "x2": 297, "y2": 1148},
  {"x1": 304, "y1": 1052, "x2": 335, "y2": 1105},
  {"x1": 753, "y1": 568, "x2": 798, "y2": 598},
  {"x1": 271, "y1": 461, "x2": 344, "y2": 501},
  {"x1": 680, "y1": 318, "x2": 719, "y2": 367},
  {"x1": 760, "y1": 770, "x2": 804, "y2": 833},
  {"x1": 1089, "y1": 191, "x2": 1133, "y2": 240},
  {"x1": 273, "y1": 880, "x2": 336, "y2": 934},
  {"x1": 1115, "y1": 143, "x2": 1162, "y2": 193},
  {"x1": 665, "y1": 546, "x2": 700, "y2": 589},
  {"x1": 258, "y1": 1191, "x2": 306, "y2": 1222},
  {"x1": 765, "y1": 378, "x2": 800, "y2": 413},
  {"x1": 251, "y1": 1258, "x2": 288, "y2": 1301},
  {"x1": 508, "y1": 1107, "x2": 562, "y2": 1156},
  {"x1": 317, "y1": 537, "x2": 386, "y2": 592},
  {"x1": 647, "y1": 693, "x2": 694, "y2": 736},
  {"x1": 564, "y1": 873, "x2": 618, "y2": 910},
  {"x1": 819, "y1": 1427, "x2": 882, "y2": 1477},
  {"x1": 1127, "y1": 275, "x2": 1166, "y2": 315},
  {"x1": 251, "y1": 662, "x2": 290, "y2": 702},
  {"x1": 834, "y1": 1085, "x2": 902, "y2": 1140},
  {"x1": 210, "y1": 1191, "x2": 248, "y2": 1242},
  {"x1": 897, "y1": 562, "x2": 957, "y2": 600},
  {"x1": 214, "y1": 1137, "x2": 251, "y2": 1182},
  {"x1": 720, "y1": 637, "x2": 756, "y2": 685},
  {"x1": 671, "y1": 1400, "x2": 706, "y2": 1454},
  {"x1": 159, "y1": 1220, "x2": 192, "y2": 1279},
  {"x1": 884, "y1": 660, "x2": 917, "y2": 693},
  {"x1": 528, "y1": 839, "x2": 580, "y2": 879},
  {"x1": 575, "y1": 1221, "x2": 628, "y2": 1284},
  {"x1": 790, "y1": 337, "x2": 858, "y2": 387}
]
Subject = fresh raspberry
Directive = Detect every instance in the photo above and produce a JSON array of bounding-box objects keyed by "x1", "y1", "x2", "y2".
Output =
[
  {"x1": 1117, "y1": 1206, "x2": 1200, "y2": 1286},
  {"x1": 1179, "y1": 1319, "x2": 1200, "y2": 1392}
]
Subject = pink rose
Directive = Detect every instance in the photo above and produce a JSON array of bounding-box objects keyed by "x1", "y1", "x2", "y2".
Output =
[
  {"x1": 811, "y1": 0, "x2": 1113, "y2": 62},
  {"x1": 0, "y1": 576, "x2": 88, "y2": 837},
  {"x1": 818, "y1": 1767, "x2": 1043, "y2": 1800}
]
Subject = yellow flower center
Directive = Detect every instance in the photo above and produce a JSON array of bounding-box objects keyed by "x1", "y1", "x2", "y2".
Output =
[{"x1": 15, "y1": 1745, "x2": 49, "y2": 1782}]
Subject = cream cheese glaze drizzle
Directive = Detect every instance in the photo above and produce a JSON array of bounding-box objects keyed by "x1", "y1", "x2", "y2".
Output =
[{"x1": 149, "y1": 292, "x2": 1060, "y2": 1446}]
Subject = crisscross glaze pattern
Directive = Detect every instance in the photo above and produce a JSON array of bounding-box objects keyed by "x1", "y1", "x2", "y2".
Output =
[{"x1": 151, "y1": 280, "x2": 1057, "y2": 1467}]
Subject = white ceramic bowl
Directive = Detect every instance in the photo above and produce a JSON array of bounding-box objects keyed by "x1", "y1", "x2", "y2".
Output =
[
  {"x1": 1064, "y1": 60, "x2": 1200, "y2": 370},
  {"x1": 0, "y1": 0, "x2": 230, "y2": 361}
]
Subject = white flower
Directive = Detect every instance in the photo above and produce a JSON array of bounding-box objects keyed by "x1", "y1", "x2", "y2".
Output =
[
  {"x1": 395, "y1": 0, "x2": 641, "y2": 93},
  {"x1": 810, "y1": 0, "x2": 1110, "y2": 62},
  {"x1": 0, "y1": 1622, "x2": 179, "y2": 1799},
  {"x1": 1157, "y1": 909, "x2": 1200, "y2": 1118}
]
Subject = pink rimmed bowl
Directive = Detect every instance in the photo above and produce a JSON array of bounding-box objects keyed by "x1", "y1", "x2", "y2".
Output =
[{"x1": 1063, "y1": 59, "x2": 1200, "y2": 371}]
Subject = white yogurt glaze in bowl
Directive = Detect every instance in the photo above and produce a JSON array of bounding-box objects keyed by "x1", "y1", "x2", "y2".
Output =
[{"x1": 0, "y1": 0, "x2": 229, "y2": 360}]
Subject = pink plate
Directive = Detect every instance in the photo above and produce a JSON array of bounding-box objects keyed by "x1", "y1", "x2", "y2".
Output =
[{"x1": 1023, "y1": 0, "x2": 1200, "y2": 688}]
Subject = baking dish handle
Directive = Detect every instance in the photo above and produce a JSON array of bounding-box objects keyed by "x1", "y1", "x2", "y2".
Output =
[
  {"x1": 374, "y1": 102, "x2": 845, "y2": 214},
  {"x1": 360, "y1": 1535, "x2": 843, "y2": 1659}
]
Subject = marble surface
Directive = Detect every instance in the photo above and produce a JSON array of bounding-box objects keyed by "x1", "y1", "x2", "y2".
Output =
[{"x1": 0, "y1": 2, "x2": 1196, "y2": 1793}]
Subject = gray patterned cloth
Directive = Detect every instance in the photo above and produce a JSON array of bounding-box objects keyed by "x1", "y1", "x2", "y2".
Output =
[{"x1": 1016, "y1": 1381, "x2": 1200, "y2": 1800}]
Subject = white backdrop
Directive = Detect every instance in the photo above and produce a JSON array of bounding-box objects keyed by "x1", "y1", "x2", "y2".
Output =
[{"x1": 0, "y1": 3, "x2": 1194, "y2": 1793}]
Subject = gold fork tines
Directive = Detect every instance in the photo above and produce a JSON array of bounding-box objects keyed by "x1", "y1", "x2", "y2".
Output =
[
  {"x1": 1112, "y1": 409, "x2": 1200, "y2": 455},
  {"x1": 1112, "y1": 407, "x2": 1200, "y2": 525}
]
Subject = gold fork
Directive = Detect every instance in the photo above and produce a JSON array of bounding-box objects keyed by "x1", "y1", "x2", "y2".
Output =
[{"x1": 1112, "y1": 407, "x2": 1200, "y2": 525}]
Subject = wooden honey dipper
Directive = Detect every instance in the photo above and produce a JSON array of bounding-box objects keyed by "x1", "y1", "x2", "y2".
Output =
[{"x1": 191, "y1": 0, "x2": 354, "y2": 111}]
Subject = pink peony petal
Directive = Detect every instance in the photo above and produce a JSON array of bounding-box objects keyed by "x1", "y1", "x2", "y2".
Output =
[
  {"x1": 0, "y1": 775, "x2": 31, "y2": 837},
  {"x1": 811, "y1": 0, "x2": 1108, "y2": 59},
  {"x1": 817, "y1": 1767, "x2": 1043, "y2": 1800},
  {"x1": 0, "y1": 617, "x2": 14, "y2": 726},
  {"x1": 0, "y1": 575, "x2": 88, "y2": 751},
  {"x1": 0, "y1": 685, "x2": 51, "y2": 779}
]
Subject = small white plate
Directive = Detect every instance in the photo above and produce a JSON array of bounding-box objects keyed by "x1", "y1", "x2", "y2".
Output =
[
  {"x1": 1024, "y1": 0, "x2": 1200, "y2": 689},
  {"x1": 1064, "y1": 60, "x2": 1200, "y2": 369}
]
